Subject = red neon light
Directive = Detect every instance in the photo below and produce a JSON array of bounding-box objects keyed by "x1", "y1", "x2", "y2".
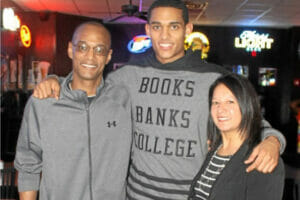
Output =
[
  {"x1": 20, "y1": 25, "x2": 32, "y2": 48},
  {"x1": 294, "y1": 78, "x2": 300, "y2": 87},
  {"x1": 133, "y1": 36, "x2": 148, "y2": 42}
]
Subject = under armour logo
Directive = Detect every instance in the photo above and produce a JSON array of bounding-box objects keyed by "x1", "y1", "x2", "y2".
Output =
[{"x1": 107, "y1": 121, "x2": 117, "y2": 128}]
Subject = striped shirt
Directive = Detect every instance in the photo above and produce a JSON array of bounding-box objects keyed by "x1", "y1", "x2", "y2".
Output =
[{"x1": 193, "y1": 149, "x2": 231, "y2": 200}]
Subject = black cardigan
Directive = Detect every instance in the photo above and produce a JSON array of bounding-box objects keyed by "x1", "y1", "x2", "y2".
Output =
[{"x1": 188, "y1": 142, "x2": 285, "y2": 200}]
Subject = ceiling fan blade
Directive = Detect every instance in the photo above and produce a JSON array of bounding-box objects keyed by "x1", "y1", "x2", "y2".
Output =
[
  {"x1": 138, "y1": 15, "x2": 147, "y2": 21},
  {"x1": 107, "y1": 14, "x2": 127, "y2": 22},
  {"x1": 135, "y1": 12, "x2": 147, "y2": 21}
]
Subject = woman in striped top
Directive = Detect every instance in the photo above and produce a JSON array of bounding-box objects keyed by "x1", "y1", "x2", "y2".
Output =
[{"x1": 188, "y1": 73, "x2": 285, "y2": 200}]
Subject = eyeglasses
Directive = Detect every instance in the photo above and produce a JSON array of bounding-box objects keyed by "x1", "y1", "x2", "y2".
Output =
[{"x1": 72, "y1": 41, "x2": 109, "y2": 56}]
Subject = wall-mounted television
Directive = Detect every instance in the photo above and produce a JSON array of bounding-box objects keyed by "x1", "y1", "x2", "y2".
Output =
[
  {"x1": 232, "y1": 65, "x2": 249, "y2": 78},
  {"x1": 258, "y1": 67, "x2": 277, "y2": 87}
]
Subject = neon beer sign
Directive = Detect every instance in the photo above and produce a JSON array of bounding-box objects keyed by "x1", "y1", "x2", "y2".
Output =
[
  {"x1": 20, "y1": 25, "x2": 32, "y2": 48},
  {"x1": 235, "y1": 30, "x2": 274, "y2": 52},
  {"x1": 127, "y1": 35, "x2": 152, "y2": 53},
  {"x1": 184, "y1": 32, "x2": 210, "y2": 59}
]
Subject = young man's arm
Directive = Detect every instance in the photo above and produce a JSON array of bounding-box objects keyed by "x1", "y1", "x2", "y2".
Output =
[
  {"x1": 32, "y1": 67, "x2": 127, "y2": 99},
  {"x1": 245, "y1": 120, "x2": 286, "y2": 173},
  {"x1": 33, "y1": 75, "x2": 63, "y2": 99},
  {"x1": 19, "y1": 191, "x2": 38, "y2": 200},
  {"x1": 245, "y1": 158, "x2": 285, "y2": 200}
]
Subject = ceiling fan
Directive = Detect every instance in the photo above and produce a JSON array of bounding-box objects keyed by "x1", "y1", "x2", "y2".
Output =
[
  {"x1": 107, "y1": 0, "x2": 208, "y2": 23},
  {"x1": 108, "y1": 0, "x2": 147, "y2": 23}
]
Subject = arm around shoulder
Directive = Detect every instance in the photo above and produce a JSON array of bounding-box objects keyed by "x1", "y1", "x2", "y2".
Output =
[
  {"x1": 246, "y1": 158, "x2": 285, "y2": 200},
  {"x1": 32, "y1": 74, "x2": 64, "y2": 99},
  {"x1": 105, "y1": 65, "x2": 131, "y2": 86},
  {"x1": 19, "y1": 190, "x2": 38, "y2": 200},
  {"x1": 261, "y1": 119, "x2": 286, "y2": 154}
]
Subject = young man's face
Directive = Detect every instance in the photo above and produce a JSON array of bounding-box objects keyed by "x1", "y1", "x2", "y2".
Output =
[
  {"x1": 68, "y1": 24, "x2": 112, "y2": 84},
  {"x1": 145, "y1": 7, "x2": 193, "y2": 64}
]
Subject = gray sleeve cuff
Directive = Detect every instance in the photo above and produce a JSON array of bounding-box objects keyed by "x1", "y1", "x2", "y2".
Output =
[
  {"x1": 261, "y1": 128, "x2": 286, "y2": 154},
  {"x1": 17, "y1": 172, "x2": 40, "y2": 192}
]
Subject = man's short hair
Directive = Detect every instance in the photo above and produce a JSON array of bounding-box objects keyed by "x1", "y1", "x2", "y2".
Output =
[
  {"x1": 147, "y1": 0, "x2": 189, "y2": 24},
  {"x1": 72, "y1": 21, "x2": 111, "y2": 47}
]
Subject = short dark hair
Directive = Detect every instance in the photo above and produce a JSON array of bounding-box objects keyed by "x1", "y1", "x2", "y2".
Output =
[
  {"x1": 207, "y1": 73, "x2": 262, "y2": 151},
  {"x1": 147, "y1": 0, "x2": 189, "y2": 24}
]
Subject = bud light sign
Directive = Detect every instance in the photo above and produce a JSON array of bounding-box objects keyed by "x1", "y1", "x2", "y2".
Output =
[{"x1": 127, "y1": 35, "x2": 152, "y2": 54}]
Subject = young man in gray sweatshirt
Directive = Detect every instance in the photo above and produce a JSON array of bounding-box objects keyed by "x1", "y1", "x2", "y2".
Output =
[
  {"x1": 14, "y1": 22, "x2": 132, "y2": 200},
  {"x1": 32, "y1": 1, "x2": 286, "y2": 199}
]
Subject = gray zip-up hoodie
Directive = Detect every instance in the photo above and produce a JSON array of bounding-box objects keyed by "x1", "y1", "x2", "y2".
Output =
[{"x1": 14, "y1": 72, "x2": 132, "y2": 200}]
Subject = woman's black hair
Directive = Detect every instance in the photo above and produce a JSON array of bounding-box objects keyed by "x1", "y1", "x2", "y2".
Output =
[{"x1": 207, "y1": 73, "x2": 262, "y2": 151}]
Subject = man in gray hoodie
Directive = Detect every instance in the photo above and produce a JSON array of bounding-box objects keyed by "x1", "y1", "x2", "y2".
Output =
[{"x1": 14, "y1": 22, "x2": 132, "y2": 200}]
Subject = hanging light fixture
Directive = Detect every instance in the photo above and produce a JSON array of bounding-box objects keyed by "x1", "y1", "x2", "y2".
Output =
[{"x1": 2, "y1": 8, "x2": 20, "y2": 31}]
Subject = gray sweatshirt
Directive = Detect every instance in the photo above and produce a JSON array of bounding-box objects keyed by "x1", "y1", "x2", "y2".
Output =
[
  {"x1": 105, "y1": 49, "x2": 286, "y2": 200},
  {"x1": 14, "y1": 72, "x2": 132, "y2": 200}
]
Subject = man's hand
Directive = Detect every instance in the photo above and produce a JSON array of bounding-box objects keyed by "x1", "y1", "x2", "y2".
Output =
[
  {"x1": 33, "y1": 77, "x2": 60, "y2": 100},
  {"x1": 19, "y1": 191, "x2": 38, "y2": 200},
  {"x1": 244, "y1": 136, "x2": 280, "y2": 173}
]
